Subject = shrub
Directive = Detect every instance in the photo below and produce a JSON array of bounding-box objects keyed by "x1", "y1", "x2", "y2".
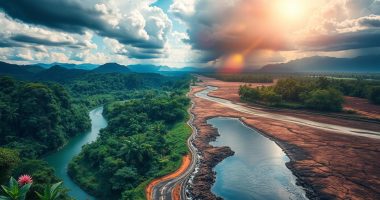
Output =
[
  {"x1": 304, "y1": 88, "x2": 344, "y2": 111},
  {"x1": 368, "y1": 86, "x2": 380, "y2": 105}
]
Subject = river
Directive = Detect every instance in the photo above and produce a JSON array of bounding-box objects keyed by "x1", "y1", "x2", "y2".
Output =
[
  {"x1": 44, "y1": 106, "x2": 107, "y2": 200},
  {"x1": 208, "y1": 117, "x2": 308, "y2": 200}
]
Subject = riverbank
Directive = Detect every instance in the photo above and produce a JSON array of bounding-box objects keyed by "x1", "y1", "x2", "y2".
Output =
[
  {"x1": 189, "y1": 84, "x2": 380, "y2": 199},
  {"x1": 145, "y1": 154, "x2": 191, "y2": 200},
  {"x1": 44, "y1": 107, "x2": 106, "y2": 200}
]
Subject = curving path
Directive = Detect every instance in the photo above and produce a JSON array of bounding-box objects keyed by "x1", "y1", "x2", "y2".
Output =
[
  {"x1": 151, "y1": 85, "x2": 380, "y2": 200},
  {"x1": 197, "y1": 86, "x2": 380, "y2": 139},
  {"x1": 150, "y1": 95, "x2": 199, "y2": 200}
]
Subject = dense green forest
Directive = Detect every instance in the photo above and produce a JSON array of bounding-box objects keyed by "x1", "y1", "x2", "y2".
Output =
[
  {"x1": 239, "y1": 77, "x2": 380, "y2": 111},
  {"x1": 64, "y1": 73, "x2": 181, "y2": 108},
  {"x1": 0, "y1": 76, "x2": 89, "y2": 199},
  {"x1": 0, "y1": 76, "x2": 90, "y2": 157},
  {"x1": 0, "y1": 70, "x2": 192, "y2": 200},
  {"x1": 68, "y1": 80, "x2": 191, "y2": 199}
]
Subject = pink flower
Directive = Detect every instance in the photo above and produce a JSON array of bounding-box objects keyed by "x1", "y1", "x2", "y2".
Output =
[{"x1": 18, "y1": 175, "x2": 33, "y2": 186}]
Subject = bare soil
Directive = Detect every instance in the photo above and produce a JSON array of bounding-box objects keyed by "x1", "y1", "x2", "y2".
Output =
[
  {"x1": 344, "y1": 96, "x2": 380, "y2": 119},
  {"x1": 190, "y1": 79, "x2": 380, "y2": 200}
]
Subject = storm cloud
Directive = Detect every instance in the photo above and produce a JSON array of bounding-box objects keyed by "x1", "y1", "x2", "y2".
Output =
[
  {"x1": 0, "y1": 0, "x2": 172, "y2": 59},
  {"x1": 172, "y1": 0, "x2": 380, "y2": 64}
]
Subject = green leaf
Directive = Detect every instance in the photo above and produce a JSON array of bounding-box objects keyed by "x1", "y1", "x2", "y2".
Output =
[
  {"x1": 35, "y1": 191, "x2": 44, "y2": 200},
  {"x1": 0, "y1": 195, "x2": 11, "y2": 200},
  {"x1": 19, "y1": 183, "x2": 31, "y2": 200}
]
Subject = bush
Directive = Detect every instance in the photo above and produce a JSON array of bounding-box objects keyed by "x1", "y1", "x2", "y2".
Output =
[
  {"x1": 369, "y1": 86, "x2": 380, "y2": 105},
  {"x1": 239, "y1": 85, "x2": 260, "y2": 102},
  {"x1": 0, "y1": 148, "x2": 20, "y2": 184},
  {"x1": 260, "y1": 90, "x2": 282, "y2": 105},
  {"x1": 304, "y1": 88, "x2": 344, "y2": 111}
]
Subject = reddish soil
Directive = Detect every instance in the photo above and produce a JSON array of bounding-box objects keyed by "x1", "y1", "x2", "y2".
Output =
[
  {"x1": 146, "y1": 155, "x2": 191, "y2": 200},
  {"x1": 202, "y1": 76, "x2": 380, "y2": 132},
  {"x1": 172, "y1": 182, "x2": 181, "y2": 200},
  {"x1": 190, "y1": 82, "x2": 380, "y2": 200},
  {"x1": 344, "y1": 96, "x2": 380, "y2": 119},
  {"x1": 200, "y1": 76, "x2": 275, "y2": 102}
]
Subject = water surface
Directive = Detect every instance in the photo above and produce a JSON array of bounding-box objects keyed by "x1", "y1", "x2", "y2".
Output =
[
  {"x1": 208, "y1": 117, "x2": 307, "y2": 200},
  {"x1": 44, "y1": 107, "x2": 107, "y2": 200}
]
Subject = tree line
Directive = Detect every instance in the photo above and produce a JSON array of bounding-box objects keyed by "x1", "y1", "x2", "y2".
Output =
[{"x1": 239, "y1": 77, "x2": 380, "y2": 111}]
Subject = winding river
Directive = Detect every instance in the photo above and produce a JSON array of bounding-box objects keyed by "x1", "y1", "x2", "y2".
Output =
[
  {"x1": 44, "y1": 106, "x2": 107, "y2": 200},
  {"x1": 208, "y1": 117, "x2": 308, "y2": 200}
]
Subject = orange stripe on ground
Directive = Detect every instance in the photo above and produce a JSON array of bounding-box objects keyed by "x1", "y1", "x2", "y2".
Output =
[
  {"x1": 146, "y1": 154, "x2": 191, "y2": 200},
  {"x1": 172, "y1": 182, "x2": 182, "y2": 200}
]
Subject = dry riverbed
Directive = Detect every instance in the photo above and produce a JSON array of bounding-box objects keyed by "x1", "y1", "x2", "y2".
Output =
[{"x1": 189, "y1": 78, "x2": 380, "y2": 200}]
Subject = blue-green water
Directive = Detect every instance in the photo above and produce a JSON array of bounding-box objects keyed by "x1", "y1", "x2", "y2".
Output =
[
  {"x1": 44, "y1": 107, "x2": 107, "y2": 200},
  {"x1": 208, "y1": 117, "x2": 307, "y2": 200}
]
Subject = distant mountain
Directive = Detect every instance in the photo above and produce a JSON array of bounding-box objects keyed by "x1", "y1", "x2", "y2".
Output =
[
  {"x1": 177, "y1": 66, "x2": 216, "y2": 72},
  {"x1": 158, "y1": 66, "x2": 173, "y2": 71},
  {"x1": 24, "y1": 65, "x2": 45, "y2": 73},
  {"x1": 34, "y1": 65, "x2": 88, "y2": 81},
  {"x1": 127, "y1": 64, "x2": 162, "y2": 73},
  {"x1": 0, "y1": 61, "x2": 44, "y2": 79},
  {"x1": 259, "y1": 55, "x2": 380, "y2": 73},
  {"x1": 92, "y1": 63, "x2": 131, "y2": 74},
  {"x1": 35, "y1": 63, "x2": 98, "y2": 70}
]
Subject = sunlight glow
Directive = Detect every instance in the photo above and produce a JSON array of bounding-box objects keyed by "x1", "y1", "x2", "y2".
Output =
[
  {"x1": 220, "y1": 54, "x2": 245, "y2": 73},
  {"x1": 275, "y1": 0, "x2": 305, "y2": 22}
]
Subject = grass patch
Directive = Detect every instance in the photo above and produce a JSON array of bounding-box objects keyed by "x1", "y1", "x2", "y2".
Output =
[{"x1": 129, "y1": 120, "x2": 192, "y2": 199}]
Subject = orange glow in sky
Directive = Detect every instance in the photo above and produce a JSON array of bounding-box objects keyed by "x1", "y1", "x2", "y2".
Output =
[{"x1": 220, "y1": 53, "x2": 245, "y2": 73}]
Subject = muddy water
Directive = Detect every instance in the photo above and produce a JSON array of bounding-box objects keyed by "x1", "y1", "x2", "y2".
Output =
[{"x1": 208, "y1": 117, "x2": 307, "y2": 200}]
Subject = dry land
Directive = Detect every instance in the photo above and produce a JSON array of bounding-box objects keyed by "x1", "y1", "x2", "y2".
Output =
[{"x1": 189, "y1": 77, "x2": 380, "y2": 200}]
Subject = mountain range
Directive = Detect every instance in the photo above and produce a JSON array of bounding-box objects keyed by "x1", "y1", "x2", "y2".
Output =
[
  {"x1": 259, "y1": 55, "x2": 380, "y2": 73},
  {"x1": 35, "y1": 62, "x2": 99, "y2": 70},
  {"x1": 1, "y1": 54, "x2": 379, "y2": 81}
]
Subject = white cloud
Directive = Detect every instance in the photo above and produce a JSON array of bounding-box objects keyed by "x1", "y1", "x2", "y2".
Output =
[{"x1": 169, "y1": 0, "x2": 196, "y2": 22}]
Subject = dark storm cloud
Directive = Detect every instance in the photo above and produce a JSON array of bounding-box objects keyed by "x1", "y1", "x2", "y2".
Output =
[
  {"x1": 358, "y1": 15, "x2": 380, "y2": 27},
  {"x1": 302, "y1": 29, "x2": 380, "y2": 51},
  {"x1": 125, "y1": 48, "x2": 167, "y2": 59},
  {"x1": 178, "y1": 0, "x2": 294, "y2": 62},
  {"x1": 0, "y1": 0, "x2": 105, "y2": 34},
  {"x1": 0, "y1": 0, "x2": 170, "y2": 59},
  {"x1": 11, "y1": 34, "x2": 74, "y2": 46},
  {"x1": 0, "y1": 38, "x2": 25, "y2": 48}
]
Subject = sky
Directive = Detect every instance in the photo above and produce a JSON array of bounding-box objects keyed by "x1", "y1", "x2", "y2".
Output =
[{"x1": 0, "y1": 0, "x2": 380, "y2": 68}]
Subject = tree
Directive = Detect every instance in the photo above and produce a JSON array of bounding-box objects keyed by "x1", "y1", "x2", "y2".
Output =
[
  {"x1": 260, "y1": 89, "x2": 282, "y2": 105},
  {"x1": 304, "y1": 88, "x2": 344, "y2": 111},
  {"x1": 0, "y1": 148, "x2": 20, "y2": 184},
  {"x1": 369, "y1": 86, "x2": 380, "y2": 105},
  {"x1": 239, "y1": 85, "x2": 260, "y2": 102}
]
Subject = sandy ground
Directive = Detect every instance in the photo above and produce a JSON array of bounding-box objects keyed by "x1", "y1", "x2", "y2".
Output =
[
  {"x1": 189, "y1": 81, "x2": 380, "y2": 200},
  {"x1": 145, "y1": 155, "x2": 191, "y2": 200}
]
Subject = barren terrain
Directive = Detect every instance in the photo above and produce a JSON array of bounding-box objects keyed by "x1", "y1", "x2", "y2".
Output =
[{"x1": 190, "y1": 77, "x2": 380, "y2": 200}]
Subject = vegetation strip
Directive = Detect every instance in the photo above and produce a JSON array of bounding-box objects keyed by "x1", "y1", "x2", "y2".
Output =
[{"x1": 145, "y1": 155, "x2": 191, "y2": 200}]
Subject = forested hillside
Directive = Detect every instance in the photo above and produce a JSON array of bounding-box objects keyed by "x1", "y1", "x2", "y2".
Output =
[
  {"x1": 0, "y1": 76, "x2": 90, "y2": 199},
  {"x1": 0, "y1": 76, "x2": 90, "y2": 157},
  {"x1": 68, "y1": 79, "x2": 191, "y2": 199},
  {"x1": 0, "y1": 71, "x2": 192, "y2": 200}
]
